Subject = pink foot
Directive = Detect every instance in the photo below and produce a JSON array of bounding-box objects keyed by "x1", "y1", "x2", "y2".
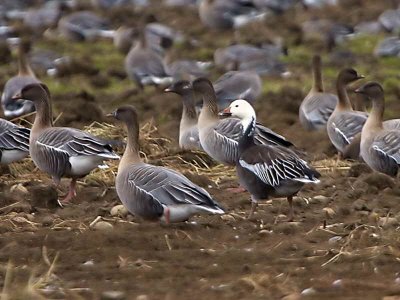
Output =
[
  {"x1": 226, "y1": 186, "x2": 247, "y2": 193},
  {"x1": 57, "y1": 179, "x2": 77, "y2": 207}
]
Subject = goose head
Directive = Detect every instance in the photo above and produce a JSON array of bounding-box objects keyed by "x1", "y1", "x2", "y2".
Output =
[
  {"x1": 12, "y1": 83, "x2": 50, "y2": 105},
  {"x1": 337, "y1": 68, "x2": 364, "y2": 84},
  {"x1": 220, "y1": 99, "x2": 256, "y2": 120},
  {"x1": 355, "y1": 81, "x2": 384, "y2": 100},
  {"x1": 108, "y1": 105, "x2": 138, "y2": 123},
  {"x1": 164, "y1": 80, "x2": 192, "y2": 95}
]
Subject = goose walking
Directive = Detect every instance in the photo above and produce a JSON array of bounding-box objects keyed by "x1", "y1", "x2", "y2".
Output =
[
  {"x1": 327, "y1": 68, "x2": 366, "y2": 158},
  {"x1": 109, "y1": 105, "x2": 225, "y2": 223},
  {"x1": 221, "y1": 100, "x2": 320, "y2": 220},
  {"x1": 356, "y1": 82, "x2": 400, "y2": 176},
  {"x1": 193, "y1": 78, "x2": 294, "y2": 166},
  {"x1": 299, "y1": 55, "x2": 338, "y2": 131},
  {"x1": 13, "y1": 83, "x2": 119, "y2": 204}
]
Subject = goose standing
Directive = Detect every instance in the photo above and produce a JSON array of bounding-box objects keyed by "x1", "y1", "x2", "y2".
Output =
[
  {"x1": 193, "y1": 78, "x2": 294, "y2": 165},
  {"x1": 2, "y1": 41, "x2": 41, "y2": 118},
  {"x1": 109, "y1": 105, "x2": 225, "y2": 223},
  {"x1": 0, "y1": 119, "x2": 30, "y2": 164},
  {"x1": 221, "y1": 100, "x2": 320, "y2": 220},
  {"x1": 13, "y1": 83, "x2": 119, "y2": 204},
  {"x1": 164, "y1": 81, "x2": 203, "y2": 151},
  {"x1": 356, "y1": 82, "x2": 400, "y2": 176},
  {"x1": 124, "y1": 29, "x2": 173, "y2": 89},
  {"x1": 326, "y1": 68, "x2": 366, "y2": 157},
  {"x1": 299, "y1": 55, "x2": 338, "y2": 131}
]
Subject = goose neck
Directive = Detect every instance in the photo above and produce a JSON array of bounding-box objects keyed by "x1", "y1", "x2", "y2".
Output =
[
  {"x1": 336, "y1": 78, "x2": 353, "y2": 111},
  {"x1": 120, "y1": 119, "x2": 141, "y2": 168},
  {"x1": 238, "y1": 115, "x2": 256, "y2": 154},
  {"x1": 312, "y1": 58, "x2": 323, "y2": 92},
  {"x1": 365, "y1": 95, "x2": 384, "y2": 131}
]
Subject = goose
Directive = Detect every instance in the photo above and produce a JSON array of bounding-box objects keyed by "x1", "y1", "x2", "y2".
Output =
[
  {"x1": 199, "y1": 0, "x2": 266, "y2": 30},
  {"x1": 221, "y1": 99, "x2": 320, "y2": 220},
  {"x1": 299, "y1": 55, "x2": 338, "y2": 131},
  {"x1": 124, "y1": 29, "x2": 173, "y2": 89},
  {"x1": 193, "y1": 78, "x2": 294, "y2": 166},
  {"x1": 164, "y1": 80, "x2": 203, "y2": 151},
  {"x1": 109, "y1": 105, "x2": 225, "y2": 223},
  {"x1": 0, "y1": 119, "x2": 30, "y2": 164},
  {"x1": 213, "y1": 70, "x2": 262, "y2": 109},
  {"x1": 13, "y1": 83, "x2": 120, "y2": 204},
  {"x1": 342, "y1": 91, "x2": 400, "y2": 160},
  {"x1": 326, "y1": 68, "x2": 366, "y2": 157},
  {"x1": 356, "y1": 82, "x2": 400, "y2": 176},
  {"x1": 2, "y1": 41, "x2": 41, "y2": 118},
  {"x1": 58, "y1": 11, "x2": 115, "y2": 41}
]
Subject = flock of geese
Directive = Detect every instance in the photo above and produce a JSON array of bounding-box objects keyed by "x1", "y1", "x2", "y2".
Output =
[{"x1": 0, "y1": 1, "x2": 399, "y2": 224}]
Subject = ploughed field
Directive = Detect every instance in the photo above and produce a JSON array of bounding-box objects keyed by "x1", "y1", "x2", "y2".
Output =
[{"x1": 1, "y1": 0, "x2": 400, "y2": 299}]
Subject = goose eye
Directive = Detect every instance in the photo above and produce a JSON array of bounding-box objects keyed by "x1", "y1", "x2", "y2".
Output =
[{"x1": 235, "y1": 105, "x2": 239, "y2": 108}]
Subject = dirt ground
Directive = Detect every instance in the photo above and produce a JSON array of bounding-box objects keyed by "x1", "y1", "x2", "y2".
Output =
[{"x1": 1, "y1": 0, "x2": 400, "y2": 299}]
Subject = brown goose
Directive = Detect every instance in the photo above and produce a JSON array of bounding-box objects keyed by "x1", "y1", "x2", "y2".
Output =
[
  {"x1": 299, "y1": 55, "x2": 338, "y2": 131},
  {"x1": 193, "y1": 78, "x2": 294, "y2": 166},
  {"x1": 110, "y1": 105, "x2": 225, "y2": 223},
  {"x1": 199, "y1": 0, "x2": 266, "y2": 30},
  {"x1": 13, "y1": 83, "x2": 119, "y2": 204},
  {"x1": 1, "y1": 41, "x2": 41, "y2": 118},
  {"x1": 164, "y1": 81, "x2": 203, "y2": 151},
  {"x1": 124, "y1": 29, "x2": 173, "y2": 89},
  {"x1": 0, "y1": 119, "x2": 30, "y2": 164},
  {"x1": 356, "y1": 82, "x2": 400, "y2": 176},
  {"x1": 221, "y1": 100, "x2": 320, "y2": 220},
  {"x1": 327, "y1": 68, "x2": 366, "y2": 157}
]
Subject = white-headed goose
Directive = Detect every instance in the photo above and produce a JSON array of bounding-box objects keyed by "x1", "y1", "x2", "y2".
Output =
[
  {"x1": 0, "y1": 119, "x2": 30, "y2": 164},
  {"x1": 2, "y1": 41, "x2": 41, "y2": 118},
  {"x1": 299, "y1": 55, "x2": 338, "y2": 131},
  {"x1": 13, "y1": 83, "x2": 119, "y2": 204},
  {"x1": 164, "y1": 80, "x2": 203, "y2": 151},
  {"x1": 221, "y1": 100, "x2": 320, "y2": 220},
  {"x1": 327, "y1": 68, "x2": 367, "y2": 157},
  {"x1": 110, "y1": 105, "x2": 225, "y2": 223},
  {"x1": 193, "y1": 78, "x2": 294, "y2": 166},
  {"x1": 124, "y1": 28, "x2": 173, "y2": 89},
  {"x1": 199, "y1": 0, "x2": 266, "y2": 30},
  {"x1": 356, "y1": 82, "x2": 400, "y2": 176}
]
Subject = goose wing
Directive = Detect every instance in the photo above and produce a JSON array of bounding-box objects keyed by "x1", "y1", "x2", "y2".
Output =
[
  {"x1": 372, "y1": 131, "x2": 400, "y2": 165},
  {"x1": 239, "y1": 145, "x2": 320, "y2": 187},
  {"x1": 127, "y1": 164, "x2": 223, "y2": 211},
  {"x1": 0, "y1": 120, "x2": 30, "y2": 152},
  {"x1": 302, "y1": 92, "x2": 337, "y2": 126},
  {"x1": 331, "y1": 111, "x2": 368, "y2": 146}
]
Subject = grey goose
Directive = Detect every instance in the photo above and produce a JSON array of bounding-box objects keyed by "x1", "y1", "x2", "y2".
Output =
[
  {"x1": 221, "y1": 100, "x2": 320, "y2": 220},
  {"x1": 356, "y1": 82, "x2": 400, "y2": 176},
  {"x1": 110, "y1": 105, "x2": 225, "y2": 223},
  {"x1": 299, "y1": 55, "x2": 338, "y2": 131},
  {"x1": 326, "y1": 68, "x2": 366, "y2": 158},
  {"x1": 2, "y1": 41, "x2": 41, "y2": 118},
  {"x1": 0, "y1": 119, "x2": 30, "y2": 164},
  {"x1": 13, "y1": 83, "x2": 119, "y2": 204},
  {"x1": 164, "y1": 81, "x2": 203, "y2": 151}
]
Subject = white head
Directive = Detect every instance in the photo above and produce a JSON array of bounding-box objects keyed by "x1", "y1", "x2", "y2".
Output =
[{"x1": 220, "y1": 99, "x2": 256, "y2": 121}]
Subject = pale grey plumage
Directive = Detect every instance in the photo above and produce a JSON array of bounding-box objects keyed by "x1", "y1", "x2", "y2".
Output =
[{"x1": 0, "y1": 119, "x2": 30, "y2": 164}]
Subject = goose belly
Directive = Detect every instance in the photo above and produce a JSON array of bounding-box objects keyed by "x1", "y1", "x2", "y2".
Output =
[
  {"x1": 68, "y1": 155, "x2": 105, "y2": 177},
  {"x1": 161, "y1": 204, "x2": 200, "y2": 223},
  {"x1": 1, "y1": 150, "x2": 28, "y2": 164}
]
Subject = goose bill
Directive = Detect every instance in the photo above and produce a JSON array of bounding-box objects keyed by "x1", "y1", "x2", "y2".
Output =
[{"x1": 219, "y1": 107, "x2": 232, "y2": 117}]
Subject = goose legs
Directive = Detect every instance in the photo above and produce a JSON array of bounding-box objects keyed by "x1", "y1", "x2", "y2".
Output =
[
  {"x1": 287, "y1": 196, "x2": 294, "y2": 222},
  {"x1": 58, "y1": 179, "x2": 77, "y2": 205},
  {"x1": 248, "y1": 197, "x2": 258, "y2": 219}
]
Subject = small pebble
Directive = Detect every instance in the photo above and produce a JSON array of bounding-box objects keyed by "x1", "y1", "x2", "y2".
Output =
[
  {"x1": 258, "y1": 229, "x2": 272, "y2": 237},
  {"x1": 301, "y1": 287, "x2": 317, "y2": 295},
  {"x1": 328, "y1": 236, "x2": 342, "y2": 244},
  {"x1": 312, "y1": 195, "x2": 329, "y2": 204},
  {"x1": 220, "y1": 214, "x2": 235, "y2": 222},
  {"x1": 82, "y1": 260, "x2": 95, "y2": 267},
  {"x1": 332, "y1": 279, "x2": 343, "y2": 287},
  {"x1": 93, "y1": 221, "x2": 113, "y2": 231},
  {"x1": 136, "y1": 295, "x2": 149, "y2": 300},
  {"x1": 394, "y1": 277, "x2": 400, "y2": 284},
  {"x1": 101, "y1": 291, "x2": 126, "y2": 300},
  {"x1": 10, "y1": 183, "x2": 28, "y2": 195},
  {"x1": 378, "y1": 217, "x2": 398, "y2": 227},
  {"x1": 282, "y1": 293, "x2": 301, "y2": 300},
  {"x1": 110, "y1": 205, "x2": 128, "y2": 217},
  {"x1": 42, "y1": 215, "x2": 54, "y2": 227}
]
